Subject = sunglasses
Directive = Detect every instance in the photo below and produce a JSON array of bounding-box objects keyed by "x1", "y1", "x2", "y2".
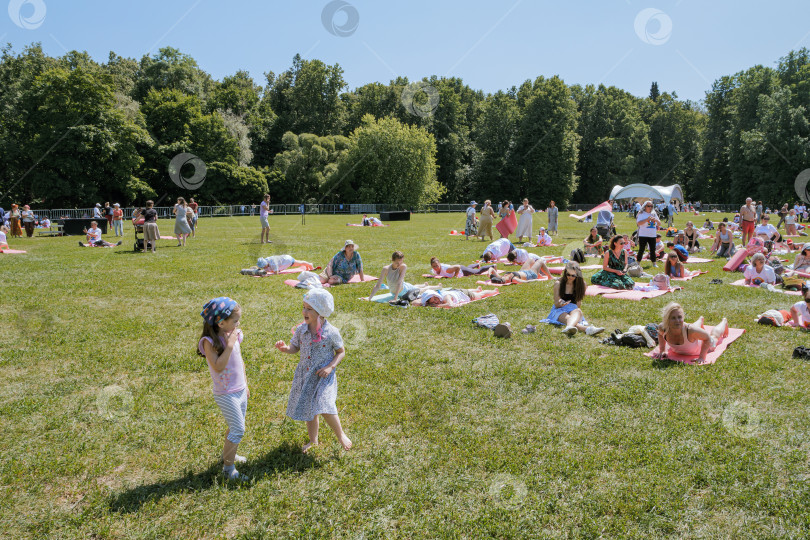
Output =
[{"x1": 566, "y1": 273, "x2": 578, "y2": 278}]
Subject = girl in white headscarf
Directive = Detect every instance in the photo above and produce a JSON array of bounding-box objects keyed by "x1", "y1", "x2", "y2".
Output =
[{"x1": 275, "y1": 289, "x2": 352, "y2": 453}]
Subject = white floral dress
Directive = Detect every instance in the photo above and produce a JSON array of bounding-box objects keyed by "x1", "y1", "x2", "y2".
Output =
[{"x1": 286, "y1": 321, "x2": 344, "y2": 421}]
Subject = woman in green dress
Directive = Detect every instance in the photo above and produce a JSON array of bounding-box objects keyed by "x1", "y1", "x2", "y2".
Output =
[{"x1": 590, "y1": 235, "x2": 634, "y2": 290}]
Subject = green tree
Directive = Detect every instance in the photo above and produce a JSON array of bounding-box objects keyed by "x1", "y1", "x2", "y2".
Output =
[
  {"x1": 325, "y1": 115, "x2": 444, "y2": 207},
  {"x1": 509, "y1": 76, "x2": 580, "y2": 207},
  {"x1": 470, "y1": 90, "x2": 519, "y2": 201},
  {"x1": 272, "y1": 132, "x2": 351, "y2": 203},
  {"x1": 133, "y1": 47, "x2": 214, "y2": 103},
  {"x1": 208, "y1": 70, "x2": 261, "y2": 116}
]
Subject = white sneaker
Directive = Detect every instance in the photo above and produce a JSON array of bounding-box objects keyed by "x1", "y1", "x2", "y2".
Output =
[
  {"x1": 562, "y1": 326, "x2": 577, "y2": 337},
  {"x1": 651, "y1": 263, "x2": 658, "y2": 268},
  {"x1": 585, "y1": 325, "x2": 605, "y2": 336}
]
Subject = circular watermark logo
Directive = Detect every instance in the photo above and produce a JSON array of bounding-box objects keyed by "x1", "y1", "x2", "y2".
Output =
[
  {"x1": 721, "y1": 401, "x2": 761, "y2": 438},
  {"x1": 321, "y1": 0, "x2": 359, "y2": 37},
  {"x1": 488, "y1": 473, "x2": 528, "y2": 510},
  {"x1": 634, "y1": 8, "x2": 672, "y2": 46},
  {"x1": 401, "y1": 82, "x2": 440, "y2": 118},
  {"x1": 14, "y1": 307, "x2": 54, "y2": 341},
  {"x1": 8, "y1": 0, "x2": 46, "y2": 30},
  {"x1": 168, "y1": 153, "x2": 207, "y2": 191},
  {"x1": 96, "y1": 385, "x2": 134, "y2": 420},
  {"x1": 794, "y1": 169, "x2": 810, "y2": 204},
  {"x1": 329, "y1": 313, "x2": 367, "y2": 347}
]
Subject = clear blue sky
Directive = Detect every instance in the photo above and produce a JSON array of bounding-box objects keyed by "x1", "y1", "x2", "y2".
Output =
[{"x1": 3, "y1": 0, "x2": 808, "y2": 102}]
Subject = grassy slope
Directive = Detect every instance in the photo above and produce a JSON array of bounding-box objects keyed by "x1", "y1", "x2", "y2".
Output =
[{"x1": 1, "y1": 212, "x2": 809, "y2": 538}]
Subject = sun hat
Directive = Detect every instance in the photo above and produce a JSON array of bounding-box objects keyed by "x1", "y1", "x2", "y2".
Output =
[
  {"x1": 303, "y1": 289, "x2": 334, "y2": 318},
  {"x1": 113, "y1": 203, "x2": 120, "y2": 207},
  {"x1": 95, "y1": 203, "x2": 101, "y2": 207},
  {"x1": 469, "y1": 200, "x2": 477, "y2": 205},
  {"x1": 344, "y1": 239, "x2": 358, "y2": 249}
]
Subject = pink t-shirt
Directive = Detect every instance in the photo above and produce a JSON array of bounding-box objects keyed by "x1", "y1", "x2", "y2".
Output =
[{"x1": 198, "y1": 330, "x2": 246, "y2": 395}]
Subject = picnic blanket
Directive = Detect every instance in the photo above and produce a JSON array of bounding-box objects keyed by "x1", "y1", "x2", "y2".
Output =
[
  {"x1": 568, "y1": 201, "x2": 611, "y2": 221},
  {"x1": 644, "y1": 327, "x2": 745, "y2": 365},
  {"x1": 730, "y1": 279, "x2": 801, "y2": 296},
  {"x1": 495, "y1": 212, "x2": 517, "y2": 237},
  {"x1": 283, "y1": 274, "x2": 378, "y2": 288}
]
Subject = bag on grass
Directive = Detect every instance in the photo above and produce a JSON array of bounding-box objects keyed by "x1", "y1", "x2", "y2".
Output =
[{"x1": 571, "y1": 248, "x2": 585, "y2": 264}]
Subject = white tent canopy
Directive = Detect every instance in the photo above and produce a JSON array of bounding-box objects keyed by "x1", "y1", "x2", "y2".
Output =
[{"x1": 608, "y1": 184, "x2": 684, "y2": 204}]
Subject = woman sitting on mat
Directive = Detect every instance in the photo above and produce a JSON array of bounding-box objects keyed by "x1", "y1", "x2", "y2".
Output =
[
  {"x1": 429, "y1": 257, "x2": 495, "y2": 278},
  {"x1": 412, "y1": 287, "x2": 499, "y2": 307},
  {"x1": 590, "y1": 235, "x2": 634, "y2": 290},
  {"x1": 664, "y1": 251, "x2": 697, "y2": 279},
  {"x1": 683, "y1": 221, "x2": 701, "y2": 252},
  {"x1": 653, "y1": 302, "x2": 729, "y2": 364},
  {"x1": 792, "y1": 244, "x2": 810, "y2": 273},
  {"x1": 368, "y1": 251, "x2": 417, "y2": 302},
  {"x1": 538, "y1": 262, "x2": 604, "y2": 337},
  {"x1": 709, "y1": 222, "x2": 736, "y2": 258},
  {"x1": 321, "y1": 240, "x2": 364, "y2": 285},
  {"x1": 744, "y1": 252, "x2": 776, "y2": 286},
  {"x1": 583, "y1": 227, "x2": 603, "y2": 256}
]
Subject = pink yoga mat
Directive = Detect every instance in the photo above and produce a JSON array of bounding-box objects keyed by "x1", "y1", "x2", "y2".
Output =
[
  {"x1": 159, "y1": 235, "x2": 176, "y2": 240},
  {"x1": 603, "y1": 288, "x2": 676, "y2": 300},
  {"x1": 347, "y1": 223, "x2": 387, "y2": 227},
  {"x1": 568, "y1": 201, "x2": 611, "y2": 221},
  {"x1": 671, "y1": 270, "x2": 708, "y2": 281},
  {"x1": 475, "y1": 276, "x2": 550, "y2": 287},
  {"x1": 585, "y1": 285, "x2": 624, "y2": 296},
  {"x1": 252, "y1": 265, "x2": 318, "y2": 276},
  {"x1": 685, "y1": 257, "x2": 714, "y2": 263},
  {"x1": 730, "y1": 279, "x2": 801, "y2": 295},
  {"x1": 283, "y1": 274, "x2": 378, "y2": 288},
  {"x1": 0, "y1": 248, "x2": 26, "y2": 254},
  {"x1": 723, "y1": 249, "x2": 748, "y2": 272},
  {"x1": 495, "y1": 212, "x2": 517, "y2": 237},
  {"x1": 437, "y1": 291, "x2": 500, "y2": 308},
  {"x1": 550, "y1": 265, "x2": 602, "y2": 274},
  {"x1": 644, "y1": 327, "x2": 745, "y2": 365}
]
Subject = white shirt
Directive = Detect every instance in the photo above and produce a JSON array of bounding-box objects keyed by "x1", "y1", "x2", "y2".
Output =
[
  {"x1": 433, "y1": 264, "x2": 455, "y2": 278},
  {"x1": 0, "y1": 231, "x2": 6, "y2": 245},
  {"x1": 93, "y1": 207, "x2": 102, "y2": 218},
  {"x1": 86, "y1": 227, "x2": 102, "y2": 243},
  {"x1": 792, "y1": 300, "x2": 810, "y2": 327},
  {"x1": 755, "y1": 223, "x2": 779, "y2": 240},
  {"x1": 512, "y1": 249, "x2": 541, "y2": 265},
  {"x1": 536, "y1": 232, "x2": 553, "y2": 246},
  {"x1": 596, "y1": 210, "x2": 613, "y2": 227},
  {"x1": 744, "y1": 264, "x2": 775, "y2": 285},
  {"x1": 637, "y1": 211, "x2": 659, "y2": 238},
  {"x1": 483, "y1": 238, "x2": 513, "y2": 259}
]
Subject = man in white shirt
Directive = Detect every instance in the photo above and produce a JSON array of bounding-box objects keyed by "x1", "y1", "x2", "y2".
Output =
[
  {"x1": 482, "y1": 238, "x2": 516, "y2": 262},
  {"x1": 79, "y1": 221, "x2": 121, "y2": 247}
]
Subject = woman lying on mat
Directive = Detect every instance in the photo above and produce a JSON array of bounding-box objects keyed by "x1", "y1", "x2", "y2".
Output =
[
  {"x1": 653, "y1": 302, "x2": 728, "y2": 364},
  {"x1": 583, "y1": 227, "x2": 603, "y2": 256},
  {"x1": 485, "y1": 257, "x2": 553, "y2": 283},
  {"x1": 429, "y1": 257, "x2": 495, "y2": 278},
  {"x1": 257, "y1": 255, "x2": 315, "y2": 273},
  {"x1": 539, "y1": 262, "x2": 604, "y2": 337},
  {"x1": 744, "y1": 253, "x2": 777, "y2": 286},
  {"x1": 664, "y1": 252, "x2": 697, "y2": 279},
  {"x1": 411, "y1": 287, "x2": 499, "y2": 307},
  {"x1": 590, "y1": 235, "x2": 634, "y2": 290}
]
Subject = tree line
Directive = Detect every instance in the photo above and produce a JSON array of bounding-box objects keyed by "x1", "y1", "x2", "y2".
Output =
[{"x1": 1, "y1": 44, "x2": 808, "y2": 208}]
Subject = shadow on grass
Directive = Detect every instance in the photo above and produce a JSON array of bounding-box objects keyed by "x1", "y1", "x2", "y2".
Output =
[
  {"x1": 651, "y1": 357, "x2": 687, "y2": 369},
  {"x1": 108, "y1": 442, "x2": 318, "y2": 513}
]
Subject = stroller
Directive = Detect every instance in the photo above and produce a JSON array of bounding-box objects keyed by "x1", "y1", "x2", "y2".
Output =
[{"x1": 132, "y1": 218, "x2": 153, "y2": 252}]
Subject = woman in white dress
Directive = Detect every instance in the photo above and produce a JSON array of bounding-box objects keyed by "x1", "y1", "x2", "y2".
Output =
[
  {"x1": 515, "y1": 198, "x2": 535, "y2": 242},
  {"x1": 174, "y1": 197, "x2": 193, "y2": 246}
]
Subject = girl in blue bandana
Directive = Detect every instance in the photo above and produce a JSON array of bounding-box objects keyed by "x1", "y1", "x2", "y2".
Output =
[{"x1": 197, "y1": 297, "x2": 250, "y2": 481}]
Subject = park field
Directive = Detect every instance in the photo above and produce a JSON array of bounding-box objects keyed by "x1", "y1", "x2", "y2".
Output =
[{"x1": 1, "y1": 211, "x2": 809, "y2": 538}]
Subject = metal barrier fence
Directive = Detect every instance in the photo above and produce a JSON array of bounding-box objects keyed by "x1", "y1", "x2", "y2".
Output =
[{"x1": 23, "y1": 203, "x2": 745, "y2": 220}]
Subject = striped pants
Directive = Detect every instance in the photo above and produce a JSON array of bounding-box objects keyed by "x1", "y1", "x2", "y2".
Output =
[{"x1": 212, "y1": 388, "x2": 248, "y2": 444}]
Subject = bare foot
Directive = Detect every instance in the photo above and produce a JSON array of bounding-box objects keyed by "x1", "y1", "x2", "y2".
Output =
[
  {"x1": 302, "y1": 441, "x2": 318, "y2": 453},
  {"x1": 338, "y1": 434, "x2": 353, "y2": 451}
]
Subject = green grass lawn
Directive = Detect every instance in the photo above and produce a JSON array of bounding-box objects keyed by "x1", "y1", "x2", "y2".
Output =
[{"x1": 1, "y1": 212, "x2": 809, "y2": 538}]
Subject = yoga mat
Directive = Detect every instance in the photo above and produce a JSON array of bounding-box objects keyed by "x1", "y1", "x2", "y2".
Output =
[
  {"x1": 671, "y1": 270, "x2": 708, "y2": 281},
  {"x1": 644, "y1": 327, "x2": 745, "y2": 365},
  {"x1": 81, "y1": 244, "x2": 116, "y2": 248},
  {"x1": 730, "y1": 279, "x2": 801, "y2": 295},
  {"x1": 0, "y1": 248, "x2": 26, "y2": 254},
  {"x1": 252, "y1": 265, "x2": 318, "y2": 276},
  {"x1": 685, "y1": 257, "x2": 714, "y2": 263},
  {"x1": 283, "y1": 274, "x2": 378, "y2": 288},
  {"x1": 603, "y1": 288, "x2": 676, "y2": 300},
  {"x1": 159, "y1": 235, "x2": 176, "y2": 240},
  {"x1": 524, "y1": 243, "x2": 561, "y2": 247},
  {"x1": 549, "y1": 265, "x2": 603, "y2": 274},
  {"x1": 359, "y1": 293, "x2": 396, "y2": 303},
  {"x1": 585, "y1": 285, "x2": 624, "y2": 296},
  {"x1": 347, "y1": 223, "x2": 387, "y2": 227},
  {"x1": 723, "y1": 249, "x2": 748, "y2": 272},
  {"x1": 475, "y1": 276, "x2": 550, "y2": 287},
  {"x1": 495, "y1": 212, "x2": 517, "y2": 237},
  {"x1": 437, "y1": 290, "x2": 500, "y2": 308},
  {"x1": 422, "y1": 273, "x2": 452, "y2": 279},
  {"x1": 568, "y1": 201, "x2": 611, "y2": 221}
]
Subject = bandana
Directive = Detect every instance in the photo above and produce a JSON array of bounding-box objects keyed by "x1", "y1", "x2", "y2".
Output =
[{"x1": 201, "y1": 297, "x2": 238, "y2": 327}]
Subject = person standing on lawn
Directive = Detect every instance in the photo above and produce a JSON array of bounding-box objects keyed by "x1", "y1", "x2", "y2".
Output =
[{"x1": 260, "y1": 194, "x2": 272, "y2": 244}]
